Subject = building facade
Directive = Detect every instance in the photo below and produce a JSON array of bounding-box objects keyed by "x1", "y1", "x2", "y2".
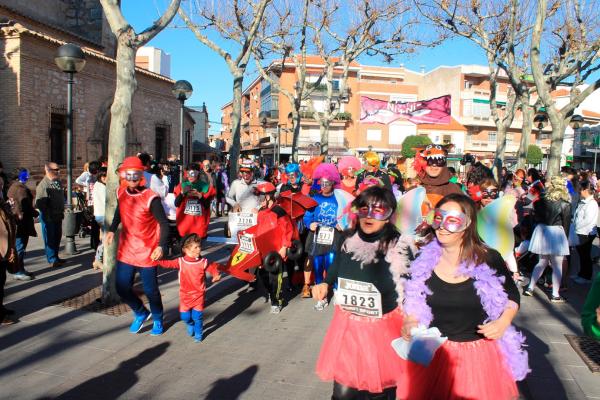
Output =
[{"x1": 135, "y1": 46, "x2": 171, "y2": 78}]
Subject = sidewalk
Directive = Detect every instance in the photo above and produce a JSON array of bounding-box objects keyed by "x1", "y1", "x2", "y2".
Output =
[{"x1": 1, "y1": 218, "x2": 599, "y2": 399}]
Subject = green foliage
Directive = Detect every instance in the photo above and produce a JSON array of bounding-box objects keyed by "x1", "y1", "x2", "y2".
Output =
[
  {"x1": 401, "y1": 135, "x2": 432, "y2": 158},
  {"x1": 335, "y1": 112, "x2": 352, "y2": 121},
  {"x1": 526, "y1": 144, "x2": 543, "y2": 165}
]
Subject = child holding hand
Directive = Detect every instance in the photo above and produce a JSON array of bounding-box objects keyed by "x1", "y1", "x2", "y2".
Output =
[{"x1": 158, "y1": 234, "x2": 220, "y2": 342}]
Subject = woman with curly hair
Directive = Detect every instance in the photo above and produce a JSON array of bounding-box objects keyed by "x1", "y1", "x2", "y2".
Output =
[{"x1": 523, "y1": 176, "x2": 571, "y2": 303}]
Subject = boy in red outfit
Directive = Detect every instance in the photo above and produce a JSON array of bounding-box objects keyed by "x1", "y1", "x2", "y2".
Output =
[
  {"x1": 173, "y1": 164, "x2": 216, "y2": 240},
  {"x1": 158, "y1": 234, "x2": 220, "y2": 342},
  {"x1": 254, "y1": 182, "x2": 295, "y2": 314}
]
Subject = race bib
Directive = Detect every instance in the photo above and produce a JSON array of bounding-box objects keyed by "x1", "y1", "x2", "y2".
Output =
[
  {"x1": 316, "y1": 226, "x2": 335, "y2": 245},
  {"x1": 184, "y1": 199, "x2": 203, "y2": 216},
  {"x1": 336, "y1": 277, "x2": 383, "y2": 318},
  {"x1": 238, "y1": 234, "x2": 255, "y2": 254}
]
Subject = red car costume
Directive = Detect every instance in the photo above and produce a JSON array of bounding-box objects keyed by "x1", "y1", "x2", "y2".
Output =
[
  {"x1": 116, "y1": 186, "x2": 161, "y2": 267},
  {"x1": 158, "y1": 256, "x2": 219, "y2": 311},
  {"x1": 256, "y1": 204, "x2": 296, "y2": 249},
  {"x1": 174, "y1": 183, "x2": 216, "y2": 239}
]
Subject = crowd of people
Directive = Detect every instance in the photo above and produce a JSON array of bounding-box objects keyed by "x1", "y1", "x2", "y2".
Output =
[{"x1": 2, "y1": 146, "x2": 600, "y2": 399}]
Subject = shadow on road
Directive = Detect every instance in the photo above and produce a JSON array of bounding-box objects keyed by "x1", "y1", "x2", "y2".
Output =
[
  {"x1": 37, "y1": 342, "x2": 170, "y2": 400},
  {"x1": 205, "y1": 365, "x2": 258, "y2": 400}
]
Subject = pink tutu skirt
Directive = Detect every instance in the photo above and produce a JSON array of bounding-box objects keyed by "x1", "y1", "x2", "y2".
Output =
[
  {"x1": 316, "y1": 306, "x2": 406, "y2": 393},
  {"x1": 397, "y1": 339, "x2": 519, "y2": 400}
]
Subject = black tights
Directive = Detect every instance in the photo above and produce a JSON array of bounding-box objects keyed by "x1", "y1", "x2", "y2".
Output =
[{"x1": 332, "y1": 381, "x2": 396, "y2": 400}]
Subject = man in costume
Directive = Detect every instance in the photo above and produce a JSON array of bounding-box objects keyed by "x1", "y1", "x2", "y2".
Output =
[
  {"x1": 356, "y1": 151, "x2": 392, "y2": 191},
  {"x1": 414, "y1": 144, "x2": 462, "y2": 213},
  {"x1": 173, "y1": 164, "x2": 216, "y2": 240}
]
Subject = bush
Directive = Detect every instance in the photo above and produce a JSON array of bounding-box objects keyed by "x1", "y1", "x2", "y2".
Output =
[
  {"x1": 526, "y1": 144, "x2": 543, "y2": 165},
  {"x1": 401, "y1": 135, "x2": 432, "y2": 158}
]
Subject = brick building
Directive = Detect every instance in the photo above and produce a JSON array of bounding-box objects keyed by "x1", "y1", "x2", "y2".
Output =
[{"x1": 0, "y1": 1, "x2": 191, "y2": 178}]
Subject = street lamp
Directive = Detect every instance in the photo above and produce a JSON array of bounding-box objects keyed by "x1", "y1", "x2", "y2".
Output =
[
  {"x1": 55, "y1": 43, "x2": 86, "y2": 255},
  {"x1": 570, "y1": 114, "x2": 584, "y2": 130},
  {"x1": 172, "y1": 79, "x2": 193, "y2": 180}
]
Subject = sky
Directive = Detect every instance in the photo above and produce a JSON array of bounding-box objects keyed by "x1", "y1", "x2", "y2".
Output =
[{"x1": 121, "y1": 1, "x2": 488, "y2": 136}]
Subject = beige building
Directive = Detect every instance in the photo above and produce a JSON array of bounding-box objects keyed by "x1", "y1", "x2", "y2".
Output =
[{"x1": 0, "y1": 1, "x2": 191, "y2": 178}]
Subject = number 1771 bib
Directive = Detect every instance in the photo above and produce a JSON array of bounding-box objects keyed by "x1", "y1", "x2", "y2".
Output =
[{"x1": 336, "y1": 277, "x2": 383, "y2": 318}]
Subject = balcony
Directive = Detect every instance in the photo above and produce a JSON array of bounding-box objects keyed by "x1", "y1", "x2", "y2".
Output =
[
  {"x1": 297, "y1": 110, "x2": 352, "y2": 121},
  {"x1": 259, "y1": 110, "x2": 279, "y2": 120}
]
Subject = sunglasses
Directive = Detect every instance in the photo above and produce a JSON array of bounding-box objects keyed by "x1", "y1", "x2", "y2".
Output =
[
  {"x1": 124, "y1": 171, "x2": 142, "y2": 182},
  {"x1": 320, "y1": 179, "x2": 334, "y2": 187},
  {"x1": 481, "y1": 189, "x2": 499, "y2": 199},
  {"x1": 355, "y1": 203, "x2": 393, "y2": 221},
  {"x1": 426, "y1": 157, "x2": 447, "y2": 167},
  {"x1": 430, "y1": 209, "x2": 470, "y2": 233},
  {"x1": 50, "y1": 168, "x2": 60, "y2": 172}
]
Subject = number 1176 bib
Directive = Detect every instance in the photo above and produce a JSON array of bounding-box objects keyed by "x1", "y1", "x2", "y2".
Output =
[{"x1": 336, "y1": 277, "x2": 383, "y2": 318}]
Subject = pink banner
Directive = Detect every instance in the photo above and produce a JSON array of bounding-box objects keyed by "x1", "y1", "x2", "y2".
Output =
[{"x1": 360, "y1": 95, "x2": 451, "y2": 125}]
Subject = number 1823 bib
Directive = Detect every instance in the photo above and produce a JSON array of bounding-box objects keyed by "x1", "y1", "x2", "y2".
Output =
[{"x1": 335, "y1": 277, "x2": 383, "y2": 318}]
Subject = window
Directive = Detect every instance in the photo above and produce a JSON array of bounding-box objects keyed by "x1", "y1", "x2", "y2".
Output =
[
  {"x1": 389, "y1": 122, "x2": 416, "y2": 145},
  {"x1": 155, "y1": 125, "x2": 169, "y2": 162},
  {"x1": 463, "y1": 100, "x2": 473, "y2": 117},
  {"x1": 49, "y1": 112, "x2": 67, "y2": 164},
  {"x1": 367, "y1": 129, "x2": 381, "y2": 141},
  {"x1": 506, "y1": 132, "x2": 514, "y2": 143},
  {"x1": 464, "y1": 80, "x2": 472, "y2": 89},
  {"x1": 487, "y1": 131, "x2": 497, "y2": 143},
  {"x1": 473, "y1": 101, "x2": 491, "y2": 119},
  {"x1": 443, "y1": 135, "x2": 452, "y2": 145}
]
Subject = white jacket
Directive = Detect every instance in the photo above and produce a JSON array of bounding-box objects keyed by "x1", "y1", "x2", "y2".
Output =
[{"x1": 574, "y1": 196, "x2": 599, "y2": 236}]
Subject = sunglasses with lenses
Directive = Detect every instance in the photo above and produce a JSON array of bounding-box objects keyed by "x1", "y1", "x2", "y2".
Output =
[
  {"x1": 481, "y1": 189, "x2": 499, "y2": 199},
  {"x1": 430, "y1": 209, "x2": 470, "y2": 233},
  {"x1": 124, "y1": 171, "x2": 142, "y2": 182},
  {"x1": 426, "y1": 157, "x2": 447, "y2": 167},
  {"x1": 355, "y1": 203, "x2": 393, "y2": 221}
]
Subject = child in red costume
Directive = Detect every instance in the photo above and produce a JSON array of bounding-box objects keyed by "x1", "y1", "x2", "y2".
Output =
[
  {"x1": 254, "y1": 182, "x2": 295, "y2": 313},
  {"x1": 173, "y1": 164, "x2": 216, "y2": 239},
  {"x1": 158, "y1": 234, "x2": 221, "y2": 342}
]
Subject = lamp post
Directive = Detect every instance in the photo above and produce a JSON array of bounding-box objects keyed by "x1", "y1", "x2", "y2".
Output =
[
  {"x1": 55, "y1": 43, "x2": 86, "y2": 255},
  {"x1": 172, "y1": 80, "x2": 193, "y2": 181}
]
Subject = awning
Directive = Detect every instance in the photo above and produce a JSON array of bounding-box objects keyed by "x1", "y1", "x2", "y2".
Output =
[{"x1": 473, "y1": 98, "x2": 506, "y2": 106}]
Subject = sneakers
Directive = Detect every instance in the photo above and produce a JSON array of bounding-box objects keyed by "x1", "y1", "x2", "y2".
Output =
[
  {"x1": 573, "y1": 277, "x2": 592, "y2": 285},
  {"x1": 301, "y1": 284, "x2": 311, "y2": 298},
  {"x1": 150, "y1": 320, "x2": 164, "y2": 336},
  {"x1": 314, "y1": 299, "x2": 329, "y2": 311},
  {"x1": 129, "y1": 310, "x2": 151, "y2": 333},
  {"x1": 270, "y1": 305, "x2": 282, "y2": 314},
  {"x1": 550, "y1": 296, "x2": 566, "y2": 304},
  {"x1": 522, "y1": 288, "x2": 534, "y2": 297},
  {"x1": 12, "y1": 272, "x2": 33, "y2": 281}
]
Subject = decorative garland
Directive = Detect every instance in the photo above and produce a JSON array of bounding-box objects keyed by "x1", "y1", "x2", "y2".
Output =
[{"x1": 403, "y1": 240, "x2": 530, "y2": 381}]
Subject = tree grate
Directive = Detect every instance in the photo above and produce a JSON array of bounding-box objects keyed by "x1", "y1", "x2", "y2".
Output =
[
  {"x1": 55, "y1": 286, "x2": 148, "y2": 317},
  {"x1": 565, "y1": 334, "x2": 600, "y2": 374}
]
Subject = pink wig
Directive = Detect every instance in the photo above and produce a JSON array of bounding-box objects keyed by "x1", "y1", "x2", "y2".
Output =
[
  {"x1": 337, "y1": 156, "x2": 362, "y2": 177},
  {"x1": 313, "y1": 163, "x2": 341, "y2": 186}
]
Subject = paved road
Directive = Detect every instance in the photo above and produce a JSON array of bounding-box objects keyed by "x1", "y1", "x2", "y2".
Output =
[{"x1": 1, "y1": 218, "x2": 599, "y2": 399}]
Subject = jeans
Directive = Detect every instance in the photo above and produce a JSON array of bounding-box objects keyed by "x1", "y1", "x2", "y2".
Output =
[
  {"x1": 39, "y1": 215, "x2": 62, "y2": 264},
  {"x1": 180, "y1": 309, "x2": 203, "y2": 341},
  {"x1": 115, "y1": 262, "x2": 163, "y2": 322},
  {"x1": 15, "y1": 235, "x2": 29, "y2": 273},
  {"x1": 576, "y1": 234, "x2": 596, "y2": 280}
]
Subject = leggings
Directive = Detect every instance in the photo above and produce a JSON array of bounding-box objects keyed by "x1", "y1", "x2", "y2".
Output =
[
  {"x1": 312, "y1": 252, "x2": 336, "y2": 284},
  {"x1": 332, "y1": 381, "x2": 396, "y2": 400},
  {"x1": 528, "y1": 255, "x2": 563, "y2": 297}
]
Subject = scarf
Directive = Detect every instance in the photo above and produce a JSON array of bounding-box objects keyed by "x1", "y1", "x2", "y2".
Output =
[{"x1": 403, "y1": 240, "x2": 530, "y2": 381}]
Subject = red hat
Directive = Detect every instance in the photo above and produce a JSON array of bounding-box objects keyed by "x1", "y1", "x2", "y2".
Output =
[
  {"x1": 119, "y1": 156, "x2": 145, "y2": 172},
  {"x1": 239, "y1": 159, "x2": 254, "y2": 172},
  {"x1": 255, "y1": 182, "x2": 276, "y2": 194}
]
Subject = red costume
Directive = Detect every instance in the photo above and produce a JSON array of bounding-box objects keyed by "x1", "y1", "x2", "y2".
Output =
[
  {"x1": 173, "y1": 184, "x2": 216, "y2": 238},
  {"x1": 116, "y1": 186, "x2": 160, "y2": 267},
  {"x1": 158, "y1": 256, "x2": 219, "y2": 311},
  {"x1": 256, "y1": 205, "x2": 296, "y2": 248}
]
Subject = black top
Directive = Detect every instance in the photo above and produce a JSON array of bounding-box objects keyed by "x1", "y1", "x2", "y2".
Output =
[
  {"x1": 279, "y1": 183, "x2": 302, "y2": 193},
  {"x1": 426, "y1": 249, "x2": 520, "y2": 342},
  {"x1": 108, "y1": 189, "x2": 170, "y2": 251},
  {"x1": 325, "y1": 228, "x2": 399, "y2": 314}
]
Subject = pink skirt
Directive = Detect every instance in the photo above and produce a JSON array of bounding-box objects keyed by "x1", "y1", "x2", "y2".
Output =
[
  {"x1": 316, "y1": 306, "x2": 406, "y2": 393},
  {"x1": 397, "y1": 339, "x2": 519, "y2": 400}
]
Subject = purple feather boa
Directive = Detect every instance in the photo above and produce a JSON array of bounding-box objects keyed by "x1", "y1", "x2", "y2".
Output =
[{"x1": 404, "y1": 240, "x2": 530, "y2": 381}]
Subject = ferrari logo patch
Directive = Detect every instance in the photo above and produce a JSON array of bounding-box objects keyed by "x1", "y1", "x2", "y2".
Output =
[{"x1": 231, "y1": 252, "x2": 246, "y2": 266}]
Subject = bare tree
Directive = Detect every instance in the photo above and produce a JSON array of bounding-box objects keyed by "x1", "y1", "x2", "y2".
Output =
[
  {"x1": 414, "y1": 0, "x2": 539, "y2": 174},
  {"x1": 531, "y1": 0, "x2": 600, "y2": 175},
  {"x1": 309, "y1": 0, "x2": 429, "y2": 156},
  {"x1": 179, "y1": 0, "x2": 271, "y2": 178},
  {"x1": 99, "y1": 0, "x2": 181, "y2": 302}
]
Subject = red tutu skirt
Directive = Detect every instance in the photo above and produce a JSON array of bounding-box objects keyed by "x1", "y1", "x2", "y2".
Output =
[
  {"x1": 397, "y1": 339, "x2": 519, "y2": 400},
  {"x1": 316, "y1": 306, "x2": 406, "y2": 393}
]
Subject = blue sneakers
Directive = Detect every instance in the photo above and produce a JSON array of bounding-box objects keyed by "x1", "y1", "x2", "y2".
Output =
[
  {"x1": 150, "y1": 320, "x2": 164, "y2": 336},
  {"x1": 129, "y1": 310, "x2": 151, "y2": 333}
]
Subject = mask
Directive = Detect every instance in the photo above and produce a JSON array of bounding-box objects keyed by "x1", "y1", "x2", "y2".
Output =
[
  {"x1": 320, "y1": 179, "x2": 334, "y2": 188},
  {"x1": 481, "y1": 188, "x2": 499, "y2": 199},
  {"x1": 187, "y1": 170, "x2": 200, "y2": 178},
  {"x1": 426, "y1": 157, "x2": 447, "y2": 167},
  {"x1": 124, "y1": 171, "x2": 142, "y2": 182},
  {"x1": 288, "y1": 172, "x2": 298, "y2": 184},
  {"x1": 355, "y1": 203, "x2": 393, "y2": 221},
  {"x1": 430, "y1": 209, "x2": 470, "y2": 233}
]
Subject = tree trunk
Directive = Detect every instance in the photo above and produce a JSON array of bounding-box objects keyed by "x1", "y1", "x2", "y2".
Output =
[
  {"x1": 103, "y1": 41, "x2": 137, "y2": 303},
  {"x1": 494, "y1": 125, "x2": 507, "y2": 180},
  {"x1": 228, "y1": 74, "x2": 243, "y2": 180},
  {"x1": 517, "y1": 103, "x2": 533, "y2": 169},
  {"x1": 319, "y1": 120, "x2": 329, "y2": 156},
  {"x1": 546, "y1": 117, "x2": 565, "y2": 176},
  {"x1": 291, "y1": 110, "x2": 301, "y2": 162}
]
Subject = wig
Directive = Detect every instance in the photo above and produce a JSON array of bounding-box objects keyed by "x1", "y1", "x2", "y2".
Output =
[
  {"x1": 545, "y1": 176, "x2": 570, "y2": 202},
  {"x1": 299, "y1": 155, "x2": 323, "y2": 179},
  {"x1": 338, "y1": 156, "x2": 362, "y2": 177},
  {"x1": 363, "y1": 151, "x2": 380, "y2": 167},
  {"x1": 313, "y1": 163, "x2": 341, "y2": 186}
]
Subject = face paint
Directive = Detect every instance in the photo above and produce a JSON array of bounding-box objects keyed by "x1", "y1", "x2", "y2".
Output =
[
  {"x1": 481, "y1": 188, "x2": 499, "y2": 199},
  {"x1": 431, "y1": 209, "x2": 470, "y2": 233},
  {"x1": 124, "y1": 171, "x2": 142, "y2": 182},
  {"x1": 355, "y1": 203, "x2": 393, "y2": 221}
]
